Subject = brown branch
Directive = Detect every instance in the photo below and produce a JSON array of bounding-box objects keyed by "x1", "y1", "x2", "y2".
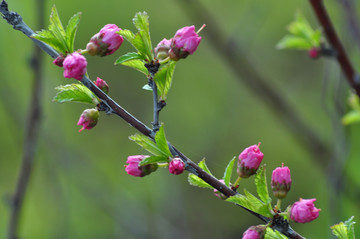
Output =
[
  {"x1": 6, "y1": 0, "x2": 45, "y2": 238},
  {"x1": 310, "y1": 0, "x2": 360, "y2": 97},
  {"x1": 0, "y1": 2, "x2": 305, "y2": 238}
]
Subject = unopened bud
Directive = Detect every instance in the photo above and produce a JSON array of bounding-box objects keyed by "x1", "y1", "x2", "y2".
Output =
[
  {"x1": 94, "y1": 77, "x2": 109, "y2": 94},
  {"x1": 125, "y1": 155, "x2": 158, "y2": 177},
  {"x1": 271, "y1": 163, "x2": 291, "y2": 199},
  {"x1": 242, "y1": 225, "x2": 266, "y2": 239},
  {"x1": 77, "y1": 108, "x2": 99, "y2": 132},
  {"x1": 53, "y1": 54, "x2": 66, "y2": 67},
  {"x1": 169, "y1": 25, "x2": 202, "y2": 61},
  {"x1": 308, "y1": 47, "x2": 319, "y2": 59},
  {"x1": 168, "y1": 157, "x2": 185, "y2": 175},
  {"x1": 154, "y1": 38, "x2": 171, "y2": 61},
  {"x1": 237, "y1": 143, "x2": 264, "y2": 178},
  {"x1": 290, "y1": 198, "x2": 320, "y2": 223}
]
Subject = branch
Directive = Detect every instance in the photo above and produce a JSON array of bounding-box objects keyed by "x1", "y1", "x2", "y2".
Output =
[
  {"x1": 310, "y1": 0, "x2": 360, "y2": 97},
  {"x1": 0, "y1": 2, "x2": 305, "y2": 238},
  {"x1": 5, "y1": 0, "x2": 45, "y2": 238}
]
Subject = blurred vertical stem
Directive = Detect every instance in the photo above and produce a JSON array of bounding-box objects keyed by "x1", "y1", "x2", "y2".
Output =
[
  {"x1": 310, "y1": 0, "x2": 360, "y2": 97},
  {"x1": 7, "y1": 0, "x2": 45, "y2": 238}
]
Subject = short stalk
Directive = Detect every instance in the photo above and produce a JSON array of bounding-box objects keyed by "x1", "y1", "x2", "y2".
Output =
[
  {"x1": 233, "y1": 176, "x2": 242, "y2": 187},
  {"x1": 276, "y1": 199, "x2": 282, "y2": 211}
]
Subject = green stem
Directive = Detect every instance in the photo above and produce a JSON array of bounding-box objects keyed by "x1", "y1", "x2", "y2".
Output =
[
  {"x1": 233, "y1": 176, "x2": 242, "y2": 187},
  {"x1": 276, "y1": 199, "x2": 282, "y2": 211}
]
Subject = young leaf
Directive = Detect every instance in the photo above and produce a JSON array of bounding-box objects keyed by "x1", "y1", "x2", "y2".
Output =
[
  {"x1": 276, "y1": 36, "x2": 312, "y2": 50},
  {"x1": 265, "y1": 228, "x2": 289, "y2": 239},
  {"x1": 331, "y1": 217, "x2": 356, "y2": 239},
  {"x1": 48, "y1": 5, "x2": 68, "y2": 52},
  {"x1": 132, "y1": 12, "x2": 153, "y2": 60},
  {"x1": 139, "y1": 155, "x2": 169, "y2": 166},
  {"x1": 117, "y1": 59, "x2": 149, "y2": 75},
  {"x1": 154, "y1": 61, "x2": 177, "y2": 100},
  {"x1": 342, "y1": 110, "x2": 360, "y2": 125},
  {"x1": 115, "y1": 52, "x2": 145, "y2": 65},
  {"x1": 155, "y1": 125, "x2": 172, "y2": 157},
  {"x1": 53, "y1": 84, "x2": 99, "y2": 105},
  {"x1": 223, "y1": 156, "x2": 236, "y2": 187},
  {"x1": 129, "y1": 134, "x2": 169, "y2": 157},
  {"x1": 142, "y1": 84, "x2": 153, "y2": 91},
  {"x1": 188, "y1": 159, "x2": 214, "y2": 189},
  {"x1": 65, "y1": 12, "x2": 82, "y2": 53},
  {"x1": 32, "y1": 29, "x2": 68, "y2": 54},
  {"x1": 255, "y1": 165, "x2": 271, "y2": 204}
]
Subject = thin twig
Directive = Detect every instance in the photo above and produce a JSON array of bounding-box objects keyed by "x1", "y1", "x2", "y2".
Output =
[
  {"x1": 310, "y1": 0, "x2": 360, "y2": 97},
  {"x1": 6, "y1": 0, "x2": 45, "y2": 238},
  {"x1": 0, "y1": 2, "x2": 305, "y2": 238}
]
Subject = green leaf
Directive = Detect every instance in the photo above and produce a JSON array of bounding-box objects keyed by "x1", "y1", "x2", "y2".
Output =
[
  {"x1": 65, "y1": 12, "x2": 82, "y2": 53},
  {"x1": 188, "y1": 159, "x2": 214, "y2": 189},
  {"x1": 255, "y1": 165, "x2": 271, "y2": 204},
  {"x1": 119, "y1": 59, "x2": 149, "y2": 75},
  {"x1": 226, "y1": 189, "x2": 273, "y2": 218},
  {"x1": 129, "y1": 134, "x2": 170, "y2": 158},
  {"x1": 223, "y1": 157, "x2": 236, "y2": 187},
  {"x1": 139, "y1": 155, "x2": 169, "y2": 166},
  {"x1": 342, "y1": 110, "x2": 360, "y2": 125},
  {"x1": 331, "y1": 217, "x2": 356, "y2": 239},
  {"x1": 155, "y1": 125, "x2": 172, "y2": 157},
  {"x1": 115, "y1": 52, "x2": 145, "y2": 65},
  {"x1": 53, "y1": 84, "x2": 99, "y2": 105},
  {"x1": 154, "y1": 61, "x2": 177, "y2": 100},
  {"x1": 132, "y1": 12, "x2": 153, "y2": 60},
  {"x1": 48, "y1": 5, "x2": 68, "y2": 52},
  {"x1": 276, "y1": 35, "x2": 312, "y2": 50},
  {"x1": 265, "y1": 228, "x2": 289, "y2": 239},
  {"x1": 32, "y1": 30, "x2": 68, "y2": 54}
]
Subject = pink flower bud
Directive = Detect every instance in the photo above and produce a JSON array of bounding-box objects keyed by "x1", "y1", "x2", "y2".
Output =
[
  {"x1": 237, "y1": 143, "x2": 264, "y2": 178},
  {"x1": 290, "y1": 198, "x2": 320, "y2": 223},
  {"x1": 308, "y1": 47, "x2": 319, "y2": 59},
  {"x1": 271, "y1": 163, "x2": 291, "y2": 199},
  {"x1": 77, "y1": 108, "x2": 99, "y2": 132},
  {"x1": 53, "y1": 54, "x2": 65, "y2": 67},
  {"x1": 169, "y1": 25, "x2": 202, "y2": 60},
  {"x1": 242, "y1": 225, "x2": 266, "y2": 239},
  {"x1": 213, "y1": 179, "x2": 227, "y2": 199},
  {"x1": 154, "y1": 38, "x2": 172, "y2": 61},
  {"x1": 168, "y1": 157, "x2": 185, "y2": 175},
  {"x1": 63, "y1": 52, "x2": 87, "y2": 80},
  {"x1": 94, "y1": 77, "x2": 109, "y2": 94},
  {"x1": 125, "y1": 155, "x2": 158, "y2": 177},
  {"x1": 87, "y1": 24, "x2": 124, "y2": 56}
]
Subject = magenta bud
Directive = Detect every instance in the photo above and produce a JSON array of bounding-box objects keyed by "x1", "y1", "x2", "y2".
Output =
[
  {"x1": 53, "y1": 54, "x2": 66, "y2": 67},
  {"x1": 154, "y1": 38, "x2": 172, "y2": 61},
  {"x1": 63, "y1": 52, "x2": 87, "y2": 80},
  {"x1": 168, "y1": 157, "x2": 185, "y2": 175},
  {"x1": 290, "y1": 198, "x2": 320, "y2": 223},
  {"x1": 308, "y1": 47, "x2": 319, "y2": 59},
  {"x1": 87, "y1": 24, "x2": 124, "y2": 57},
  {"x1": 213, "y1": 179, "x2": 227, "y2": 200},
  {"x1": 77, "y1": 108, "x2": 99, "y2": 132},
  {"x1": 242, "y1": 225, "x2": 266, "y2": 239},
  {"x1": 169, "y1": 25, "x2": 202, "y2": 61},
  {"x1": 271, "y1": 163, "x2": 291, "y2": 199},
  {"x1": 237, "y1": 143, "x2": 264, "y2": 178},
  {"x1": 125, "y1": 155, "x2": 158, "y2": 177},
  {"x1": 94, "y1": 77, "x2": 109, "y2": 94}
]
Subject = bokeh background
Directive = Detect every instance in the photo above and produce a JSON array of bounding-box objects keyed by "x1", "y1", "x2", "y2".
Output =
[{"x1": 1, "y1": 0, "x2": 360, "y2": 238}]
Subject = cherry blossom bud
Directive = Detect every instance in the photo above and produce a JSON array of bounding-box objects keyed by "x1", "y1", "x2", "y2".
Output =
[
  {"x1": 94, "y1": 77, "x2": 109, "y2": 94},
  {"x1": 308, "y1": 47, "x2": 319, "y2": 59},
  {"x1": 125, "y1": 155, "x2": 158, "y2": 177},
  {"x1": 53, "y1": 54, "x2": 65, "y2": 67},
  {"x1": 290, "y1": 198, "x2": 320, "y2": 223},
  {"x1": 86, "y1": 24, "x2": 124, "y2": 56},
  {"x1": 168, "y1": 157, "x2": 185, "y2": 175},
  {"x1": 77, "y1": 108, "x2": 99, "y2": 132},
  {"x1": 237, "y1": 143, "x2": 264, "y2": 178},
  {"x1": 63, "y1": 52, "x2": 87, "y2": 80},
  {"x1": 154, "y1": 38, "x2": 172, "y2": 61},
  {"x1": 169, "y1": 25, "x2": 202, "y2": 60},
  {"x1": 213, "y1": 179, "x2": 227, "y2": 199},
  {"x1": 242, "y1": 225, "x2": 266, "y2": 239},
  {"x1": 271, "y1": 163, "x2": 291, "y2": 199}
]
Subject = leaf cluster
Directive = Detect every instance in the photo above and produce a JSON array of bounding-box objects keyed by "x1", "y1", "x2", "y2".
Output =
[
  {"x1": 342, "y1": 93, "x2": 360, "y2": 125},
  {"x1": 32, "y1": 6, "x2": 81, "y2": 54},
  {"x1": 331, "y1": 216, "x2": 356, "y2": 239}
]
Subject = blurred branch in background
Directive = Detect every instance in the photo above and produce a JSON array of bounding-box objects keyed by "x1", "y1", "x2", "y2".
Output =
[
  {"x1": 6, "y1": 0, "x2": 45, "y2": 238},
  {"x1": 338, "y1": 0, "x2": 360, "y2": 49},
  {"x1": 175, "y1": 0, "x2": 330, "y2": 167}
]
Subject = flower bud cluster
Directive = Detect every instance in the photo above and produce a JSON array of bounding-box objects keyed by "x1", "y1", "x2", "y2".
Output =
[{"x1": 154, "y1": 25, "x2": 202, "y2": 61}]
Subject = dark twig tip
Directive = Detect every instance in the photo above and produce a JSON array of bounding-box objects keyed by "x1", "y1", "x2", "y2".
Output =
[{"x1": 1, "y1": 0, "x2": 8, "y2": 11}]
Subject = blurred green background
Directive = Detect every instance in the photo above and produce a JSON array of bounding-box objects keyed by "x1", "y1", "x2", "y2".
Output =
[{"x1": 1, "y1": 0, "x2": 360, "y2": 238}]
